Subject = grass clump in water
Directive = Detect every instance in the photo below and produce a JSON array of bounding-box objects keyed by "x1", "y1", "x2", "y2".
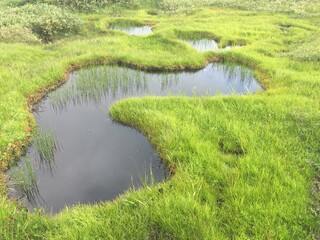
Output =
[
  {"x1": 10, "y1": 158, "x2": 37, "y2": 200},
  {"x1": 50, "y1": 65, "x2": 152, "y2": 107},
  {"x1": 33, "y1": 128, "x2": 59, "y2": 164}
]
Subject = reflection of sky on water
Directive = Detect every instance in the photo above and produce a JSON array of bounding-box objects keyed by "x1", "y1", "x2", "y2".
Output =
[
  {"x1": 185, "y1": 39, "x2": 236, "y2": 52},
  {"x1": 110, "y1": 26, "x2": 153, "y2": 35},
  {"x1": 50, "y1": 63, "x2": 261, "y2": 111},
  {"x1": 187, "y1": 40, "x2": 219, "y2": 52}
]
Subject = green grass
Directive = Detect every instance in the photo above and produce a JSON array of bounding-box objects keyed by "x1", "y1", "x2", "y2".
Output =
[
  {"x1": 0, "y1": 4, "x2": 81, "y2": 42},
  {"x1": 0, "y1": 1, "x2": 319, "y2": 239},
  {"x1": 10, "y1": 157, "x2": 38, "y2": 200}
]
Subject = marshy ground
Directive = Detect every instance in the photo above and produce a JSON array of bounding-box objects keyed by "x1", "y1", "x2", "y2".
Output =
[
  {"x1": 9, "y1": 63, "x2": 261, "y2": 214},
  {"x1": 0, "y1": 0, "x2": 319, "y2": 239}
]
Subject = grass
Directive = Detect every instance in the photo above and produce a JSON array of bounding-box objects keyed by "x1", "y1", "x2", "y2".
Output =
[
  {"x1": 0, "y1": 1, "x2": 319, "y2": 239},
  {"x1": 50, "y1": 65, "x2": 151, "y2": 107},
  {"x1": 0, "y1": 4, "x2": 81, "y2": 42},
  {"x1": 33, "y1": 128, "x2": 59, "y2": 164},
  {"x1": 10, "y1": 158, "x2": 38, "y2": 200},
  {"x1": 49, "y1": 63, "x2": 256, "y2": 109}
]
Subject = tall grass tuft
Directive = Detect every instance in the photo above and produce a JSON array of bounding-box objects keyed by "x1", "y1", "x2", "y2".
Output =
[
  {"x1": 50, "y1": 65, "x2": 152, "y2": 109},
  {"x1": 33, "y1": 128, "x2": 60, "y2": 164},
  {"x1": 10, "y1": 158, "x2": 38, "y2": 199}
]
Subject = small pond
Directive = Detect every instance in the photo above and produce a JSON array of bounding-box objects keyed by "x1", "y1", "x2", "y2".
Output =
[
  {"x1": 186, "y1": 39, "x2": 234, "y2": 52},
  {"x1": 110, "y1": 25, "x2": 153, "y2": 35},
  {"x1": 9, "y1": 63, "x2": 262, "y2": 214}
]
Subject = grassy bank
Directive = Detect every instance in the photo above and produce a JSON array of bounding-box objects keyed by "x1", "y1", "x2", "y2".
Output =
[{"x1": 0, "y1": 2, "x2": 319, "y2": 239}]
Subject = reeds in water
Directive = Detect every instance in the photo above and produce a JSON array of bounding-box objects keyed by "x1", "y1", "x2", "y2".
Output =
[
  {"x1": 33, "y1": 128, "x2": 60, "y2": 164},
  {"x1": 10, "y1": 158, "x2": 38, "y2": 199},
  {"x1": 49, "y1": 65, "x2": 153, "y2": 109}
]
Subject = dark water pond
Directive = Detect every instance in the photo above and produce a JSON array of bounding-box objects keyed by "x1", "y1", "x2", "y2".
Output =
[
  {"x1": 186, "y1": 40, "x2": 234, "y2": 52},
  {"x1": 9, "y1": 63, "x2": 262, "y2": 214},
  {"x1": 110, "y1": 26, "x2": 153, "y2": 35}
]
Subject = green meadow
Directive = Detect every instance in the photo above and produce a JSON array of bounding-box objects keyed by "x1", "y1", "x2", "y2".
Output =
[{"x1": 0, "y1": 0, "x2": 319, "y2": 239}]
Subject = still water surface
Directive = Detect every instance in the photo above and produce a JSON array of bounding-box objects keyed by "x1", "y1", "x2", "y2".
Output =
[
  {"x1": 186, "y1": 39, "x2": 235, "y2": 52},
  {"x1": 10, "y1": 63, "x2": 262, "y2": 214},
  {"x1": 110, "y1": 26, "x2": 153, "y2": 35}
]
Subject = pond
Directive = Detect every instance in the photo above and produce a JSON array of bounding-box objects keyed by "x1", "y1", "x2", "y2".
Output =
[
  {"x1": 186, "y1": 39, "x2": 234, "y2": 52},
  {"x1": 110, "y1": 26, "x2": 153, "y2": 35},
  {"x1": 8, "y1": 63, "x2": 262, "y2": 214}
]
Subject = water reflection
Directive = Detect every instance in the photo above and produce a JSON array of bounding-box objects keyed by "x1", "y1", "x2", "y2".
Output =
[
  {"x1": 110, "y1": 26, "x2": 153, "y2": 36},
  {"x1": 9, "y1": 63, "x2": 262, "y2": 214},
  {"x1": 187, "y1": 39, "x2": 219, "y2": 52},
  {"x1": 9, "y1": 158, "x2": 45, "y2": 208},
  {"x1": 185, "y1": 39, "x2": 237, "y2": 52},
  {"x1": 50, "y1": 64, "x2": 260, "y2": 112}
]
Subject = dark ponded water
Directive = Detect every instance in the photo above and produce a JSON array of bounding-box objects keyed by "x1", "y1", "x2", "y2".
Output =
[
  {"x1": 9, "y1": 63, "x2": 262, "y2": 214},
  {"x1": 110, "y1": 26, "x2": 153, "y2": 35}
]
